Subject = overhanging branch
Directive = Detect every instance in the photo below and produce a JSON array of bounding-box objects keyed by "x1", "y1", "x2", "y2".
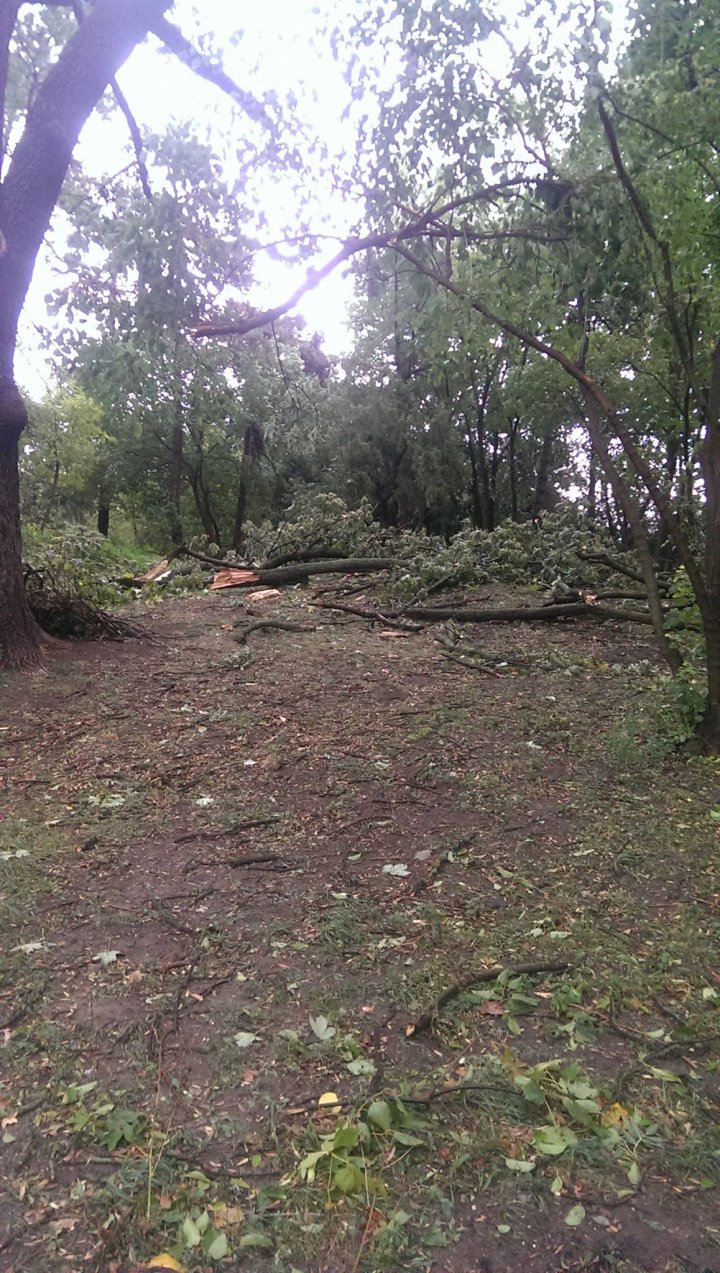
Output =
[
  {"x1": 193, "y1": 180, "x2": 529, "y2": 339},
  {"x1": 149, "y1": 14, "x2": 273, "y2": 130}
]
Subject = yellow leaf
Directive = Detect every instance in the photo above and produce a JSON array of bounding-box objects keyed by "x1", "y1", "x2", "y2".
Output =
[
  {"x1": 601, "y1": 1102, "x2": 630, "y2": 1127},
  {"x1": 145, "y1": 1257, "x2": 187, "y2": 1272},
  {"x1": 318, "y1": 1091, "x2": 341, "y2": 1109}
]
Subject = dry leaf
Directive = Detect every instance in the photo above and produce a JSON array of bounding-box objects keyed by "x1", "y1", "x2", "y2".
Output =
[
  {"x1": 478, "y1": 1000, "x2": 504, "y2": 1016},
  {"x1": 318, "y1": 1091, "x2": 341, "y2": 1109},
  {"x1": 145, "y1": 1257, "x2": 187, "y2": 1272}
]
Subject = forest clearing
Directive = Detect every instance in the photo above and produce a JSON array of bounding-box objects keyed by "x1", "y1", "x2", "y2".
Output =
[
  {"x1": 1, "y1": 578, "x2": 719, "y2": 1272},
  {"x1": 2, "y1": 0, "x2": 720, "y2": 1269}
]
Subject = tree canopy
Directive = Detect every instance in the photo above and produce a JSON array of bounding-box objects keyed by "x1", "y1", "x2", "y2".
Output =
[{"x1": 3, "y1": 0, "x2": 720, "y2": 748}]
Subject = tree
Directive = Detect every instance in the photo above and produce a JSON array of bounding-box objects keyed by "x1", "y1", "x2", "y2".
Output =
[
  {"x1": 204, "y1": 0, "x2": 720, "y2": 748},
  {"x1": 0, "y1": 0, "x2": 267, "y2": 668}
]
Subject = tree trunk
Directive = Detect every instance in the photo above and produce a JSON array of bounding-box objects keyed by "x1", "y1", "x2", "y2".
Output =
[
  {"x1": 0, "y1": 0, "x2": 169, "y2": 670},
  {"x1": 97, "y1": 502, "x2": 110, "y2": 537},
  {"x1": 532, "y1": 427, "x2": 554, "y2": 521},
  {"x1": 583, "y1": 392, "x2": 681, "y2": 673},
  {"x1": 508, "y1": 416, "x2": 519, "y2": 522},
  {"x1": 698, "y1": 339, "x2": 720, "y2": 751},
  {"x1": 466, "y1": 431, "x2": 484, "y2": 528},
  {"x1": 0, "y1": 384, "x2": 43, "y2": 668},
  {"x1": 168, "y1": 413, "x2": 184, "y2": 545},
  {"x1": 587, "y1": 442, "x2": 597, "y2": 522},
  {"x1": 233, "y1": 464, "x2": 248, "y2": 552}
]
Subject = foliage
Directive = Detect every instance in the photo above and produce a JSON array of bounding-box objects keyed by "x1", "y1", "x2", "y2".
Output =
[{"x1": 22, "y1": 524, "x2": 149, "y2": 608}]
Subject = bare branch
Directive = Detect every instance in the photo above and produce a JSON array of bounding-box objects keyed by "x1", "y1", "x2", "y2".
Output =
[
  {"x1": 193, "y1": 180, "x2": 529, "y2": 339},
  {"x1": 148, "y1": 14, "x2": 273, "y2": 130},
  {"x1": 598, "y1": 97, "x2": 708, "y2": 418},
  {"x1": 109, "y1": 75, "x2": 152, "y2": 201}
]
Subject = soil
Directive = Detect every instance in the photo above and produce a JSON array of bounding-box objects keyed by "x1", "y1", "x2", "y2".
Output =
[{"x1": 0, "y1": 584, "x2": 718, "y2": 1273}]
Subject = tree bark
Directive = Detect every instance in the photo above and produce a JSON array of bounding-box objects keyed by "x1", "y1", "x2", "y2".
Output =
[
  {"x1": 532, "y1": 426, "x2": 555, "y2": 521},
  {"x1": 232, "y1": 465, "x2": 248, "y2": 552},
  {"x1": 0, "y1": 422, "x2": 43, "y2": 669},
  {"x1": 168, "y1": 412, "x2": 184, "y2": 545},
  {"x1": 0, "y1": 0, "x2": 169, "y2": 668},
  {"x1": 508, "y1": 415, "x2": 519, "y2": 522}
]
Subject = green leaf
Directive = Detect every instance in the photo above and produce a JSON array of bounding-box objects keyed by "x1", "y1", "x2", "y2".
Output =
[
  {"x1": 347, "y1": 1057, "x2": 375, "y2": 1077},
  {"x1": 533, "y1": 1125, "x2": 578, "y2": 1156},
  {"x1": 646, "y1": 1066, "x2": 682, "y2": 1083},
  {"x1": 393, "y1": 1130, "x2": 424, "y2": 1147},
  {"x1": 206, "y1": 1232, "x2": 229, "y2": 1260},
  {"x1": 332, "y1": 1125, "x2": 359, "y2": 1151},
  {"x1": 505, "y1": 1157, "x2": 535, "y2": 1173},
  {"x1": 333, "y1": 1163, "x2": 365, "y2": 1194},
  {"x1": 627, "y1": 1160, "x2": 641, "y2": 1186},
  {"x1": 182, "y1": 1216, "x2": 202, "y2": 1248},
  {"x1": 367, "y1": 1099, "x2": 393, "y2": 1131},
  {"x1": 237, "y1": 1232, "x2": 273, "y2": 1250},
  {"x1": 232, "y1": 1031, "x2": 258, "y2": 1049},
  {"x1": 309, "y1": 1014, "x2": 336, "y2": 1042},
  {"x1": 564, "y1": 1204, "x2": 585, "y2": 1227}
]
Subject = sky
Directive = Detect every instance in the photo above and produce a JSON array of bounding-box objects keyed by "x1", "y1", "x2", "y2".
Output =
[{"x1": 16, "y1": 0, "x2": 358, "y2": 395}]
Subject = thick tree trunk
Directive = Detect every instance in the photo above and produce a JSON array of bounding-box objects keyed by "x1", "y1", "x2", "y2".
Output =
[
  {"x1": 466, "y1": 432, "x2": 484, "y2": 529},
  {"x1": 532, "y1": 427, "x2": 554, "y2": 521},
  {"x1": 97, "y1": 502, "x2": 110, "y2": 537},
  {"x1": 0, "y1": 383, "x2": 43, "y2": 668},
  {"x1": 0, "y1": 0, "x2": 169, "y2": 669},
  {"x1": 232, "y1": 464, "x2": 248, "y2": 552}
]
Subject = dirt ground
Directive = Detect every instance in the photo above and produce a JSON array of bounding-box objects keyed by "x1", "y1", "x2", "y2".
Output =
[{"x1": 1, "y1": 584, "x2": 719, "y2": 1273}]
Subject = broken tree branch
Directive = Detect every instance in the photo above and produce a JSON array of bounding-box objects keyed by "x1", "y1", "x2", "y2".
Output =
[
  {"x1": 311, "y1": 600, "x2": 423, "y2": 631},
  {"x1": 407, "y1": 959, "x2": 571, "y2": 1036}
]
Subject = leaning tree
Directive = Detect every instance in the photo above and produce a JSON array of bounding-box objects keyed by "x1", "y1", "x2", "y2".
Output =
[{"x1": 0, "y1": 0, "x2": 269, "y2": 669}]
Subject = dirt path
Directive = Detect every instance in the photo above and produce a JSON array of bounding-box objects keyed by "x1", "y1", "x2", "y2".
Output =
[{"x1": 1, "y1": 588, "x2": 718, "y2": 1273}]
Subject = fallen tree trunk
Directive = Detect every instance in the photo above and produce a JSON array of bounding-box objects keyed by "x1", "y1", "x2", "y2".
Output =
[
  {"x1": 254, "y1": 558, "x2": 395, "y2": 585},
  {"x1": 400, "y1": 601, "x2": 655, "y2": 625},
  {"x1": 180, "y1": 545, "x2": 396, "y2": 587}
]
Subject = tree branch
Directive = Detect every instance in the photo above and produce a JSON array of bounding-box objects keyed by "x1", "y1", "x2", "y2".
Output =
[
  {"x1": 193, "y1": 181, "x2": 529, "y2": 339},
  {"x1": 0, "y1": 1, "x2": 21, "y2": 158},
  {"x1": 148, "y1": 14, "x2": 273, "y2": 130},
  {"x1": 109, "y1": 75, "x2": 152, "y2": 200},
  {"x1": 598, "y1": 97, "x2": 708, "y2": 418}
]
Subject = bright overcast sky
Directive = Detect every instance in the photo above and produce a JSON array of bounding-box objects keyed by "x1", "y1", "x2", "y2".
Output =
[{"x1": 17, "y1": 0, "x2": 357, "y2": 394}]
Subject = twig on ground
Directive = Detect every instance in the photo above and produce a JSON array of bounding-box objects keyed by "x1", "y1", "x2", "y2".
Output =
[
  {"x1": 407, "y1": 959, "x2": 571, "y2": 1036},
  {"x1": 311, "y1": 599, "x2": 424, "y2": 631},
  {"x1": 234, "y1": 619, "x2": 317, "y2": 643},
  {"x1": 175, "y1": 816, "x2": 281, "y2": 844}
]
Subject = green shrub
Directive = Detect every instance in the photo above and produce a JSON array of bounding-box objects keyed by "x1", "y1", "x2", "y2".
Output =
[{"x1": 23, "y1": 523, "x2": 150, "y2": 607}]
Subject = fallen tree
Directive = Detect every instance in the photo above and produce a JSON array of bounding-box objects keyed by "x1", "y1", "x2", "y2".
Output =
[{"x1": 313, "y1": 598, "x2": 656, "y2": 626}]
